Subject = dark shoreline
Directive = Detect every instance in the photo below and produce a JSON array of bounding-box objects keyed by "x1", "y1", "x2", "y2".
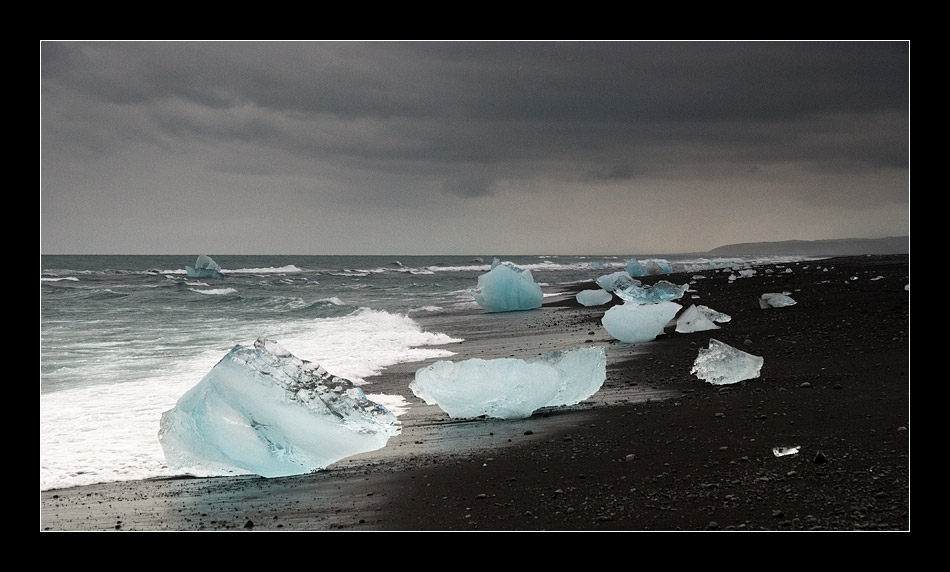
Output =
[{"x1": 40, "y1": 255, "x2": 909, "y2": 531}]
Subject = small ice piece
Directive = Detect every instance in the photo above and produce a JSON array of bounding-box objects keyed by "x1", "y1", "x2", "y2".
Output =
[
  {"x1": 691, "y1": 338, "x2": 764, "y2": 385},
  {"x1": 159, "y1": 338, "x2": 400, "y2": 478},
  {"x1": 772, "y1": 446, "x2": 801, "y2": 457},
  {"x1": 601, "y1": 301, "x2": 681, "y2": 343},
  {"x1": 759, "y1": 292, "x2": 797, "y2": 309},
  {"x1": 576, "y1": 288, "x2": 613, "y2": 307},
  {"x1": 675, "y1": 304, "x2": 721, "y2": 333},
  {"x1": 697, "y1": 305, "x2": 731, "y2": 323},
  {"x1": 472, "y1": 262, "x2": 543, "y2": 312},
  {"x1": 410, "y1": 346, "x2": 607, "y2": 419},
  {"x1": 596, "y1": 271, "x2": 638, "y2": 292},
  {"x1": 186, "y1": 254, "x2": 223, "y2": 279},
  {"x1": 615, "y1": 280, "x2": 688, "y2": 304}
]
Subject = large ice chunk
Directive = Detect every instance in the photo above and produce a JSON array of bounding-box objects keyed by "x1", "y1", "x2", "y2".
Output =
[
  {"x1": 576, "y1": 288, "x2": 613, "y2": 306},
  {"x1": 690, "y1": 338, "x2": 764, "y2": 385},
  {"x1": 186, "y1": 254, "x2": 223, "y2": 279},
  {"x1": 159, "y1": 338, "x2": 400, "y2": 478},
  {"x1": 601, "y1": 301, "x2": 681, "y2": 343},
  {"x1": 410, "y1": 346, "x2": 606, "y2": 419},
  {"x1": 615, "y1": 280, "x2": 688, "y2": 304},
  {"x1": 472, "y1": 261, "x2": 543, "y2": 312}
]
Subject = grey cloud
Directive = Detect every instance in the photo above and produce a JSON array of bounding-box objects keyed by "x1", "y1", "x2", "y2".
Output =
[{"x1": 40, "y1": 41, "x2": 909, "y2": 254}]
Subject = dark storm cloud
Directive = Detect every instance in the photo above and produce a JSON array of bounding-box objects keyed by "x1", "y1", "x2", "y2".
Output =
[
  {"x1": 43, "y1": 42, "x2": 908, "y2": 166},
  {"x1": 40, "y1": 41, "x2": 909, "y2": 254}
]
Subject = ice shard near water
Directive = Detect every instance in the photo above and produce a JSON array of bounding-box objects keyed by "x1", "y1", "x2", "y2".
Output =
[
  {"x1": 601, "y1": 301, "x2": 681, "y2": 343},
  {"x1": 159, "y1": 338, "x2": 400, "y2": 478},
  {"x1": 690, "y1": 338, "x2": 764, "y2": 385},
  {"x1": 186, "y1": 254, "x2": 223, "y2": 279},
  {"x1": 576, "y1": 288, "x2": 613, "y2": 306},
  {"x1": 410, "y1": 346, "x2": 606, "y2": 420},
  {"x1": 472, "y1": 261, "x2": 543, "y2": 312}
]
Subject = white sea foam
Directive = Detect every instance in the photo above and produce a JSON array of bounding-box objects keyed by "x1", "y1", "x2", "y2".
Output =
[
  {"x1": 190, "y1": 287, "x2": 238, "y2": 295},
  {"x1": 40, "y1": 309, "x2": 460, "y2": 491},
  {"x1": 224, "y1": 265, "x2": 303, "y2": 274}
]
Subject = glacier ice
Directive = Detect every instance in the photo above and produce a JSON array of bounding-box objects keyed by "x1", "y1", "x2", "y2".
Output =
[
  {"x1": 186, "y1": 254, "x2": 223, "y2": 279},
  {"x1": 644, "y1": 259, "x2": 673, "y2": 275},
  {"x1": 615, "y1": 280, "x2": 688, "y2": 305},
  {"x1": 675, "y1": 304, "x2": 721, "y2": 333},
  {"x1": 159, "y1": 338, "x2": 400, "y2": 478},
  {"x1": 626, "y1": 258, "x2": 672, "y2": 276},
  {"x1": 626, "y1": 258, "x2": 647, "y2": 277},
  {"x1": 601, "y1": 301, "x2": 681, "y2": 344},
  {"x1": 576, "y1": 288, "x2": 613, "y2": 306},
  {"x1": 759, "y1": 292, "x2": 797, "y2": 308},
  {"x1": 596, "y1": 271, "x2": 638, "y2": 292},
  {"x1": 472, "y1": 261, "x2": 543, "y2": 312},
  {"x1": 410, "y1": 346, "x2": 606, "y2": 419},
  {"x1": 690, "y1": 338, "x2": 764, "y2": 385}
]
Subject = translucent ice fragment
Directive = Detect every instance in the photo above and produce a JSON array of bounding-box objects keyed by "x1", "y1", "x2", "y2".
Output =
[
  {"x1": 576, "y1": 288, "x2": 613, "y2": 306},
  {"x1": 186, "y1": 254, "x2": 223, "y2": 279},
  {"x1": 159, "y1": 338, "x2": 400, "y2": 478},
  {"x1": 759, "y1": 292, "x2": 797, "y2": 309},
  {"x1": 615, "y1": 280, "x2": 688, "y2": 304},
  {"x1": 696, "y1": 305, "x2": 731, "y2": 323},
  {"x1": 472, "y1": 262, "x2": 543, "y2": 312},
  {"x1": 675, "y1": 304, "x2": 721, "y2": 333},
  {"x1": 601, "y1": 301, "x2": 681, "y2": 343},
  {"x1": 410, "y1": 346, "x2": 606, "y2": 419},
  {"x1": 691, "y1": 338, "x2": 764, "y2": 385},
  {"x1": 772, "y1": 446, "x2": 800, "y2": 457},
  {"x1": 596, "y1": 271, "x2": 637, "y2": 292},
  {"x1": 626, "y1": 259, "x2": 647, "y2": 277}
]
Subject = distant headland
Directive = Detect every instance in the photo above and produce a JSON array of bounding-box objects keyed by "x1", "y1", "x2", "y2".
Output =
[{"x1": 704, "y1": 236, "x2": 909, "y2": 257}]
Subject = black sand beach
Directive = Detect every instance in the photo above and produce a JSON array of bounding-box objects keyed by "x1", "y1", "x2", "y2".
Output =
[{"x1": 40, "y1": 255, "x2": 909, "y2": 531}]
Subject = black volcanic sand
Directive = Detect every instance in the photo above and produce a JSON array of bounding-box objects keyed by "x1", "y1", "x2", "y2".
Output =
[{"x1": 40, "y1": 255, "x2": 909, "y2": 531}]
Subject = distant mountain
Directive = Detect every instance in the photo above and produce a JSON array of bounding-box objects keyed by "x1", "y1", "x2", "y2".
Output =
[{"x1": 705, "y1": 236, "x2": 909, "y2": 257}]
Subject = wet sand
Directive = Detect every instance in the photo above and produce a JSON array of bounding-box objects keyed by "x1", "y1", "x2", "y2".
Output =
[{"x1": 40, "y1": 255, "x2": 909, "y2": 531}]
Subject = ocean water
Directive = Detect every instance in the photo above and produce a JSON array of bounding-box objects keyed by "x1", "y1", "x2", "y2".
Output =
[{"x1": 40, "y1": 253, "x2": 792, "y2": 491}]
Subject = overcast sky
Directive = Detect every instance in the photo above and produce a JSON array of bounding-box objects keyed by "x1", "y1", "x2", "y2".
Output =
[{"x1": 40, "y1": 41, "x2": 909, "y2": 255}]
